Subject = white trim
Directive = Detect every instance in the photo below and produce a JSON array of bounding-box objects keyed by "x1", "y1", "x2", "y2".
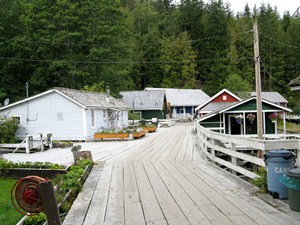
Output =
[
  {"x1": 82, "y1": 108, "x2": 87, "y2": 140},
  {"x1": 0, "y1": 89, "x2": 87, "y2": 111},
  {"x1": 219, "y1": 96, "x2": 292, "y2": 113}
]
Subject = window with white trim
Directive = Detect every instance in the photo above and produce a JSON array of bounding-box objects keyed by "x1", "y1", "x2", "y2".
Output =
[
  {"x1": 91, "y1": 109, "x2": 95, "y2": 127},
  {"x1": 223, "y1": 95, "x2": 227, "y2": 100}
]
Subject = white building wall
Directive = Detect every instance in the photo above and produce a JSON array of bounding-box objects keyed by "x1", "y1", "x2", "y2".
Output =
[
  {"x1": 85, "y1": 109, "x2": 108, "y2": 139},
  {"x1": 0, "y1": 92, "x2": 84, "y2": 140}
]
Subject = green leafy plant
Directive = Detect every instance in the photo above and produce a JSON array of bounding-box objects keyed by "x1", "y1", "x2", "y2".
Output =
[
  {"x1": 250, "y1": 167, "x2": 267, "y2": 193},
  {"x1": 23, "y1": 212, "x2": 47, "y2": 225},
  {"x1": 0, "y1": 159, "x2": 65, "y2": 170},
  {"x1": 0, "y1": 116, "x2": 19, "y2": 143}
]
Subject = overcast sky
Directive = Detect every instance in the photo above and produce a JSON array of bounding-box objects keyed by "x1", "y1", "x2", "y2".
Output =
[
  {"x1": 173, "y1": 0, "x2": 299, "y2": 16},
  {"x1": 224, "y1": 0, "x2": 299, "y2": 15}
]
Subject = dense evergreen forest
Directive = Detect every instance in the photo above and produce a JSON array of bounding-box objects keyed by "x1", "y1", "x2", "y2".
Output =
[{"x1": 0, "y1": 0, "x2": 299, "y2": 111}]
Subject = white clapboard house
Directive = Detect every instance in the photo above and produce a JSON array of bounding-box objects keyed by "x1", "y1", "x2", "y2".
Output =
[{"x1": 0, "y1": 87, "x2": 128, "y2": 141}]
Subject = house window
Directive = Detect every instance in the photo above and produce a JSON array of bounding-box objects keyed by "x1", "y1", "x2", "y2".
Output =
[
  {"x1": 180, "y1": 108, "x2": 184, "y2": 114},
  {"x1": 103, "y1": 110, "x2": 106, "y2": 119},
  {"x1": 223, "y1": 95, "x2": 227, "y2": 101},
  {"x1": 91, "y1": 109, "x2": 95, "y2": 127},
  {"x1": 12, "y1": 116, "x2": 21, "y2": 125}
]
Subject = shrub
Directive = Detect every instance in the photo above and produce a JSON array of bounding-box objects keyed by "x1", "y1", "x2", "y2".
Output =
[
  {"x1": 0, "y1": 116, "x2": 19, "y2": 143},
  {"x1": 250, "y1": 167, "x2": 267, "y2": 193},
  {"x1": 23, "y1": 212, "x2": 46, "y2": 225}
]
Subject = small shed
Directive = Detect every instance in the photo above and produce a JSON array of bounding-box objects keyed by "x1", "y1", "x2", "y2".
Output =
[
  {"x1": 196, "y1": 96, "x2": 292, "y2": 136},
  {"x1": 0, "y1": 87, "x2": 128, "y2": 141},
  {"x1": 120, "y1": 90, "x2": 166, "y2": 119}
]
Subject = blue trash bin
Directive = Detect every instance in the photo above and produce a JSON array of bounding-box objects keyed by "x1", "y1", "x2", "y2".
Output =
[{"x1": 264, "y1": 150, "x2": 295, "y2": 199}]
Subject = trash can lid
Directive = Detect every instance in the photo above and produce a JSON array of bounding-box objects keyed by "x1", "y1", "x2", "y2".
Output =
[
  {"x1": 265, "y1": 149, "x2": 294, "y2": 158},
  {"x1": 287, "y1": 168, "x2": 300, "y2": 178}
]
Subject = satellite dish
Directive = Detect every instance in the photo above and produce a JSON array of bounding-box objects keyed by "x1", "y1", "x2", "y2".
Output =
[{"x1": 4, "y1": 98, "x2": 9, "y2": 106}]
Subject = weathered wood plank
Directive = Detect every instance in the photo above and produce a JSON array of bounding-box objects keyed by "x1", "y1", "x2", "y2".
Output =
[
  {"x1": 134, "y1": 163, "x2": 167, "y2": 224},
  {"x1": 83, "y1": 162, "x2": 114, "y2": 225},
  {"x1": 143, "y1": 161, "x2": 191, "y2": 225},
  {"x1": 124, "y1": 192, "x2": 146, "y2": 225},
  {"x1": 104, "y1": 162, "x2": 124, "y2": 224},
  {"x1": 154, "y1": 162, "x2": 213, "y2": 225},
  {"x1": 174, "y1": 161, "x2": 243, "y2": 217},
  {"x1": 62, "y1": 165, "x2": 103, "y2": 225}
]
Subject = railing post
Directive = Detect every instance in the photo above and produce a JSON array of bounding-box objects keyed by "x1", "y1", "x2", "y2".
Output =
[
  {"x1": 25, "y1": 136, "x2": 29, "y2": 154},
  {"x1": 210, "y1": 139, "x2": 215, "y2": 158},
  {"x1": 297, "y1": 141, "x2": 300, "y2": 167},
  {"x1": 231, "y1": 143, "x2": 237, "y2": 175},
  {"x1": 39, "y1": 133, "x2": 44, "y2": 151}
]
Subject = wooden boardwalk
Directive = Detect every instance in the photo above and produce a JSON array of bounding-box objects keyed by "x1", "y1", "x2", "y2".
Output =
[{"x1": 63, "y1": 123, "x2": 300, "y2": 225}]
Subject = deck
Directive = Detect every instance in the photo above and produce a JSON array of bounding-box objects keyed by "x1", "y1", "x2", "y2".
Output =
[{"x1": 62, "y1": 123, "x2": 300, "y2": 225}]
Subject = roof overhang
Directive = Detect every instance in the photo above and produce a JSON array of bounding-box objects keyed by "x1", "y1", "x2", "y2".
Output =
[{"x1": 219, "y1": 97, "x2": 292, "y2": 114}]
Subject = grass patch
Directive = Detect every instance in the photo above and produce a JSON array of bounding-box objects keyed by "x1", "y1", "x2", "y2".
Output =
[
  {"x1": 278, "y1": 119, "x2": 300, "y2": 133},
  {"x1": 0, "y1": 178, "x2": 23, "y2": 225}
]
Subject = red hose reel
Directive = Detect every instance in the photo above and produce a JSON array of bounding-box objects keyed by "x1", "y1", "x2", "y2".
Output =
[{"x1": 11, "y1": 176, "x2": 46, "y2": 215}]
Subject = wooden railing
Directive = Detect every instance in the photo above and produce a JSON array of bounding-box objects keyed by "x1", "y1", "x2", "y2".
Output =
[
  {"x1": 13, "y1": 133, "x2": 53, "y2": 154},
  {"x1": 195, "y1": 123, "x2": 300, "y2": 179}
]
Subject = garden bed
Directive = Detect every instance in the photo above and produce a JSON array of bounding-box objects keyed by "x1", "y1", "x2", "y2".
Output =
[
  {"x1": 142, "y1": 126, "x2": 157, "y2": 133},
  {"x1": 15, "y1": 160, "x2": 94, "y2": 225},
  {"x1": 133, "y1": 130, "x2": 145, "y2": 139},
  {"x1": 94, "y1": 133, "x2": 129, "y2": 139}
]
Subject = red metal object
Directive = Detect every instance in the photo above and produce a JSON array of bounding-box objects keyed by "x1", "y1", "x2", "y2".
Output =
[{"x1": 11, "y1": 176, "x2": 46, "y2": 215}]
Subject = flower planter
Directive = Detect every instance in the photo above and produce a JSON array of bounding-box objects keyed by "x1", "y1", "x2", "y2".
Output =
[
  {"x1": 133, "y1": 131, "x2": 145, "y2": 139},
  {"x1": 142, "y1": 126, "x2": 157, "y2": 133},
  {"x1": 94, "y1": 133, "x2": 129, "y2": 139}
]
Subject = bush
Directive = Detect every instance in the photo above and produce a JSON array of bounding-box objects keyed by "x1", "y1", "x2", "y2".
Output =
[
  {"x1": 0, "y1": 159, "x2": 65, "y2": 170},
  {"x1": 0, "y1": 117, "x2": 19, "y2": 143},
  {"x1": 250, "y1": 167, "x2": 267, "y2": 193},
  {"x1": 23, "y1": 212, "x2": 46, "y2": 225}
]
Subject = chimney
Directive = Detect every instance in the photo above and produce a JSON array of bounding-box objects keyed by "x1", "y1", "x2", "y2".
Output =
[{"x1": 106, "y1": 86, "x2": 110, "y2": 102}]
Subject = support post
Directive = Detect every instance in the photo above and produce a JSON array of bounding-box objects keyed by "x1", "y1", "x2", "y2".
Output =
[
  {"x1": 231, "y1": 143, "x2": 237, "y2": 175},
  {"x1": 40, "y1": 180, "x2": 61, "y2": 225},
  {"x1": 39, "y1": 133, "x2": 44, "y2": 151},
  {"x1": 25, "y1": 136, "x2": 30, "y2": 154},
  {"x1": 253, "y1": 14, "x2": 264, "y2": 158}
]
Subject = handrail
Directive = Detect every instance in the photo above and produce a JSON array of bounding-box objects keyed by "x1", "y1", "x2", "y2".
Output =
[
  {"x1": 12, "y1": 133, "x2": 53, "y2": 154},
  {"x1": 195, "y1": 123, "x2": 300, "y2": 179}
]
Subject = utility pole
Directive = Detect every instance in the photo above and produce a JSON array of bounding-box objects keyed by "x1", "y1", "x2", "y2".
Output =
[
  {"x1": 253, "y1": 14, "x2": 264, "y2": 157},
  {"x1": 25, "y1": 82, "x2": 29, "y2": 98}
]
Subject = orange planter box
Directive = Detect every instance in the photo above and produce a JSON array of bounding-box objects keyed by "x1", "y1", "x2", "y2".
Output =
[
  {"x1": 142, "y1": 127, "x2": 157, "y2": 133},
  {"x1": 133, "y1": 131, "x2": 145, "y2": 139},
  {"x1": 94, "y1": 133, "x2": 129, "y2": 139}
]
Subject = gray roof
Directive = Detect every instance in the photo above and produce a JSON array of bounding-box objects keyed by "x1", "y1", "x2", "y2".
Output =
[
  {"x1": 0, "y1": 87, "x2": 128, "y2": 111},
  {"x1": 145, "y1": 88, "x2": 210, "y2": 107},
  {"x1": 120, "y1": 90, "x2": 165, "y2": 110},
  {"x1": 249, "y1": 92, "x2": 288, "y2": 104},
  {"x1": 200, "y1": 102, "x2": 234, "y2": 112},
  {"x1": 55, "y1": 87, "x2": 128, "y2": 109},
  {"x1": 165, "y1": 89, "x2": 210, "y2": 107}
]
